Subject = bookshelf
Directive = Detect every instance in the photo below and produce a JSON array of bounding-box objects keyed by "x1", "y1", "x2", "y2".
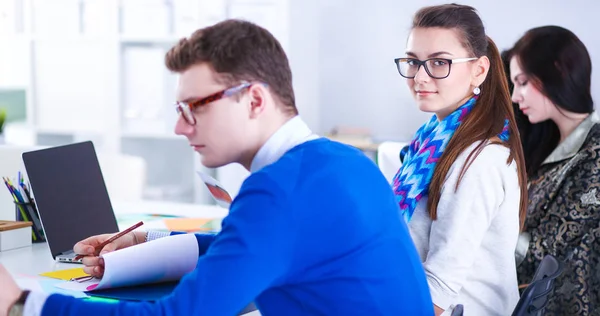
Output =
[{"x1": 0, "y1": 0, "x2": 315, "y2": 204}]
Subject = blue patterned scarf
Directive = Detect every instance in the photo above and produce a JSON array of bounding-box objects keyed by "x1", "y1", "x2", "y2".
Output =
[{"x1": 392, "y1": 96, "x2": 509, "y2": 222}]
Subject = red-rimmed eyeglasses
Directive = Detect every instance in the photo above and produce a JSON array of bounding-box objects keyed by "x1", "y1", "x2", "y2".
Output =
[{"x1": 174, "y1": 82, "x2": 252, "y2": 125}]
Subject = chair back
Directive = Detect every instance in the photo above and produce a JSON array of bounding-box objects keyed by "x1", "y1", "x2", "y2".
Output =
[
  {"x1": 450, "y1": 304, "x2": 464, "y2": 316},
  {"x1": 96, "y1": 152, "x2": 147, "y2": 201},
  {"x1": 376, "y1": 141, "x2": 408, "y2": 183},
  {"x1": 512, "y1": 255, "x2": 564, "y2": 316}
]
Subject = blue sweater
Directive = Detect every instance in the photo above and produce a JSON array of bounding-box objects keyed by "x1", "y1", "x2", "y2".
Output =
[{"x1": 42, "y1": 139, "x2": 433, "y2": 315}]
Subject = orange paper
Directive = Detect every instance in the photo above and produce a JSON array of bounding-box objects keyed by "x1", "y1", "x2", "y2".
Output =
[{"x1": 164, "y1": 218, "x2": 214, "y2": 232}]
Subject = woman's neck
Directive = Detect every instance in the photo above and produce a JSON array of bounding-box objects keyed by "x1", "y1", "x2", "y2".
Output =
[
  {"x1": 554, "y1": 112, "x2": 590, "y2": 143},
  {"x1": 435, "y1": 94, "x2": 474, "y2": 121}
]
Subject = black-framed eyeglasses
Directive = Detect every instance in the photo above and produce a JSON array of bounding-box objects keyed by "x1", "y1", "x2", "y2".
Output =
[{"x1": 394, "y1": 57, "x2": 477, "y2": 79}]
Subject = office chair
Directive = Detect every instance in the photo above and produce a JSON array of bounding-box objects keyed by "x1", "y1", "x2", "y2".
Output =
[
  {"x1": 512, "y1": 255, "x2": 564, "y2": 316},
  {"x1": 375, "y1": 141, "x2": 408, "y2": 183},
  {"x1": 444, "y1": 255, "x2": 563, "y2": 316},
  {"x1": 450, "y1": 304, "x2": 464, "y2": 316},
  {"x1": 399, "y1": 144, "x2": 410, "y2": 163},
  {"x1": 97, "y1": 152, "x2": 147, "y2": 201}
]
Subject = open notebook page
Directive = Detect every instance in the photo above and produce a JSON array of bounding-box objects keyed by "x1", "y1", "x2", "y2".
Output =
[{"x1": 56, "y1": 233, "x2": 199, "y2": 292}]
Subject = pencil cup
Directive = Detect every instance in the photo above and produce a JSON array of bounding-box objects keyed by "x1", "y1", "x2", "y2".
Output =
[{"x1": 14, "y1": 200, "x2": 45, "y2": 243}]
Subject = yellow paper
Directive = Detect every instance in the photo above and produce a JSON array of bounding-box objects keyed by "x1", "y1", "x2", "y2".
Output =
[
  {"x1": 40, "y1": 267, "x2": 89, "y2": 281},
  {"x1": 164, "y1": 218, "x2": 213, "y2": 232}
]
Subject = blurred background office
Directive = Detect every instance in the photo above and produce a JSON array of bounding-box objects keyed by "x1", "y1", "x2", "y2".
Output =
[{"x1": 0, "y1": 0, "x2": 597, "y2": 207}]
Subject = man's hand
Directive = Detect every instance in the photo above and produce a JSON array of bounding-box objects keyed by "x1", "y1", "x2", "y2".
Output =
[
  {"x1": 73, "y1": 231, "x2": 144, "y2": 278},
  {"x1": 0, "y1": 265, "x2": 22, "y2": 316}
]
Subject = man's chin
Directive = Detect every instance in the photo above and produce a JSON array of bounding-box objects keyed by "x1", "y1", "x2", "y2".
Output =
[
  {"x1": 201, "y1": 162, "x2": 225, "y2": 169},
  {"x1": 199, "y1": 155, "x2": 224, "y2": 169}
]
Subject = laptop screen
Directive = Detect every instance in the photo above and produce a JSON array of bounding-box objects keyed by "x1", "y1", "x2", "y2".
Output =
[{"x1": 22, "y1": 141, "x2": 119, "y2": 259}]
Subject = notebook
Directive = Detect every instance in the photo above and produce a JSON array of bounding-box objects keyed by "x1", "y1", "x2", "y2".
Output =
[
  {"x1": 22, "y1": 141, "x2": 120, "y2": 263},
  {"x1": 55, "y1": 234, "x2": 256, "y2": 314},
  {"x1": 55, "y1": 233, "x2": 198, "y2": 292}
]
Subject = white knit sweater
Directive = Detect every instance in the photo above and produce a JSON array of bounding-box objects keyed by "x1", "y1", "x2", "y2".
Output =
[{"x1": 408, "y1": 142, "x2": 521, "y2": 316}]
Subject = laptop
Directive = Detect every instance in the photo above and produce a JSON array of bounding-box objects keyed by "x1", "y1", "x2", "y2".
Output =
[{"x1": 22, "y1": 141, "x2": 120, "y2": 263}]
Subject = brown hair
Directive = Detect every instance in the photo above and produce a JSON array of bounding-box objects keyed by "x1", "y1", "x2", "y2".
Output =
[
  {"x1": 413, "y1": 4, "x2": 528, "y2": 229},
  {"x1": 508, "y1": 26, "x2": 594, "y2": 177},
  {"x1": 165, "y1": 19, "x2": 297, "y2": 115}
]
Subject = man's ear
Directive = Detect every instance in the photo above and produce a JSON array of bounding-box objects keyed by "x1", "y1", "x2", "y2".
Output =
[
  {"x1": 471, "y1": 56, "x2": 490, "y2": 87},
  {"x1": 248, "y1": 84, "x2": 267, "y2": 118}
]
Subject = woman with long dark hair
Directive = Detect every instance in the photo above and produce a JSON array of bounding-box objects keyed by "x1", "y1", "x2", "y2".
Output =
[{"x1": 506, "y1": 26, "x2": 599, "y2": 315}]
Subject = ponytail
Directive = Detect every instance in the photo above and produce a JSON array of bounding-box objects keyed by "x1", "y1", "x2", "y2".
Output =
[{"x1": 428, "y1": 36, "x2": 529, "y2": 230}]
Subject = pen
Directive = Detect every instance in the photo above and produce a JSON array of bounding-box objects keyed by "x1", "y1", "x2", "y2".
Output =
[
  {"x1": 70, "y1": 275, "x2": 95, "y2": 282},
  {"x1": 73, "y1": 221, "x2": 144, "y2": 261}
]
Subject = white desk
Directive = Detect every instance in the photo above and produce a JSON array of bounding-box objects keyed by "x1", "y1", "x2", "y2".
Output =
[
  {"x1": 0, "y1": 242, "x2": 259, "y2": 315},
  {"x1": 0, "y1": 242, "x2": 73, "y2": 275},
  {"x1": 113, "y1": 200, "x2": 229, "y2": 231},
  {"x1": 0, "y1": 199, "x2": 228, "y2": 275},
  {"x1": 112, "y1": 200, "x2": 228, "y2": 218},
  {"x1": 0, "y1": 200, "x2": 259, "y2": 315}
]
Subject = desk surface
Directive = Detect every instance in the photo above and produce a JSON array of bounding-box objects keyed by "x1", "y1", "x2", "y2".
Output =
[
  {"x1": 0, "y1": 243, "x2": 259, "y2": 315},
  {"x1": 113, "y1": 200, "x2": 228, "y2": 218},
  {"x1": 0, "y1": 199, "x2": 259, "y2": 315},
  {"x1": 0, "y1": 199, "x2": 229, "y2": 275},
  {"x1": 0, "y1": 242, "x2": 71, "y2": 275}
]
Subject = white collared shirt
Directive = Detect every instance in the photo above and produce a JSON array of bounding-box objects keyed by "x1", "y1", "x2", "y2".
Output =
[
  {"x1": 543, "y1": 111, "x2": 600, "y2": 165},
  {"x1": 250, "y1": 116, "x2": 319, "y2": 173}
]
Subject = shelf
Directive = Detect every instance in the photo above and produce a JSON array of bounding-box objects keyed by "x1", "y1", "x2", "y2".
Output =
[
  {"x1": 31, "y1": 35, "x2": 116, "y2": 42},
  {"x1": 3, "y1": 0, "x2": 296, "y2": 205},
  {"x1": 35, "y1": 128, "x2": 86, "y2": 136},
  {"x1": 0, "y1": 85, "x2": 29, "y2": 90},
  {"x1": 0, "y1": 35, "x2": 33, "y2": 41},
  {"x1": 2, "y1": 34, "x2": 181, "y2": 45},
  {"x1": 120, "y1": 131, "x2": 183, "y2": 140},
  {"x1": 35, "y1": 129, "x2": 185, "y2": 141},
  {"x1": 119, "y1": 35, "x2": 181, "y2": 46}
]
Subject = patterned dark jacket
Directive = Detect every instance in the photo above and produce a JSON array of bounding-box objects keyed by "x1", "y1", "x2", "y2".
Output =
[{"x1": 517, "y1": 114, "x2": 600, "y2": 316}]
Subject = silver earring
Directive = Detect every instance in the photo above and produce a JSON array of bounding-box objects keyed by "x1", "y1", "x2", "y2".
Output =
[{"x1": 473, "y1": 87, "x2": 481, "y2": 95}]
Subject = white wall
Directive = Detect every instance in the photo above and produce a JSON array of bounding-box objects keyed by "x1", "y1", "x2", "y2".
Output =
[
  {"x1": 289, "y1": 0, "x2": 320, "y2": 132},
  {"x1": 317, "y1": 0, "x2": 600, "y2": 142},
  {"x1": 3, "y1": 0, "x2": 599, "y2": 202}
]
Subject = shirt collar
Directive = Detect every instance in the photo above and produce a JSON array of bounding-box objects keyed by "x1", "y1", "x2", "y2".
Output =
[
  {"x1": 250, "y1": 116, "x2": 319, "y2": 172},
  {"x1": 543, "y1": 111, "x2": 600, "y2": 165}
]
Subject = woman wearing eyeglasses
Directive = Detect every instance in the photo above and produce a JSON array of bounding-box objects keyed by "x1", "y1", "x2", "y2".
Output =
[
  {"x1": 391, "y1": 4, "x2": 527, "y2": 315},
  {"x1": 505, "y1": 26, "x2": 599, "y2": 315}
]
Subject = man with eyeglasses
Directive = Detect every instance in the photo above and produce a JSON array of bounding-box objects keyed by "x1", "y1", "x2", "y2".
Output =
[{"x1": 0, "y1": 20, "x2": 433, "y2": 316}]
